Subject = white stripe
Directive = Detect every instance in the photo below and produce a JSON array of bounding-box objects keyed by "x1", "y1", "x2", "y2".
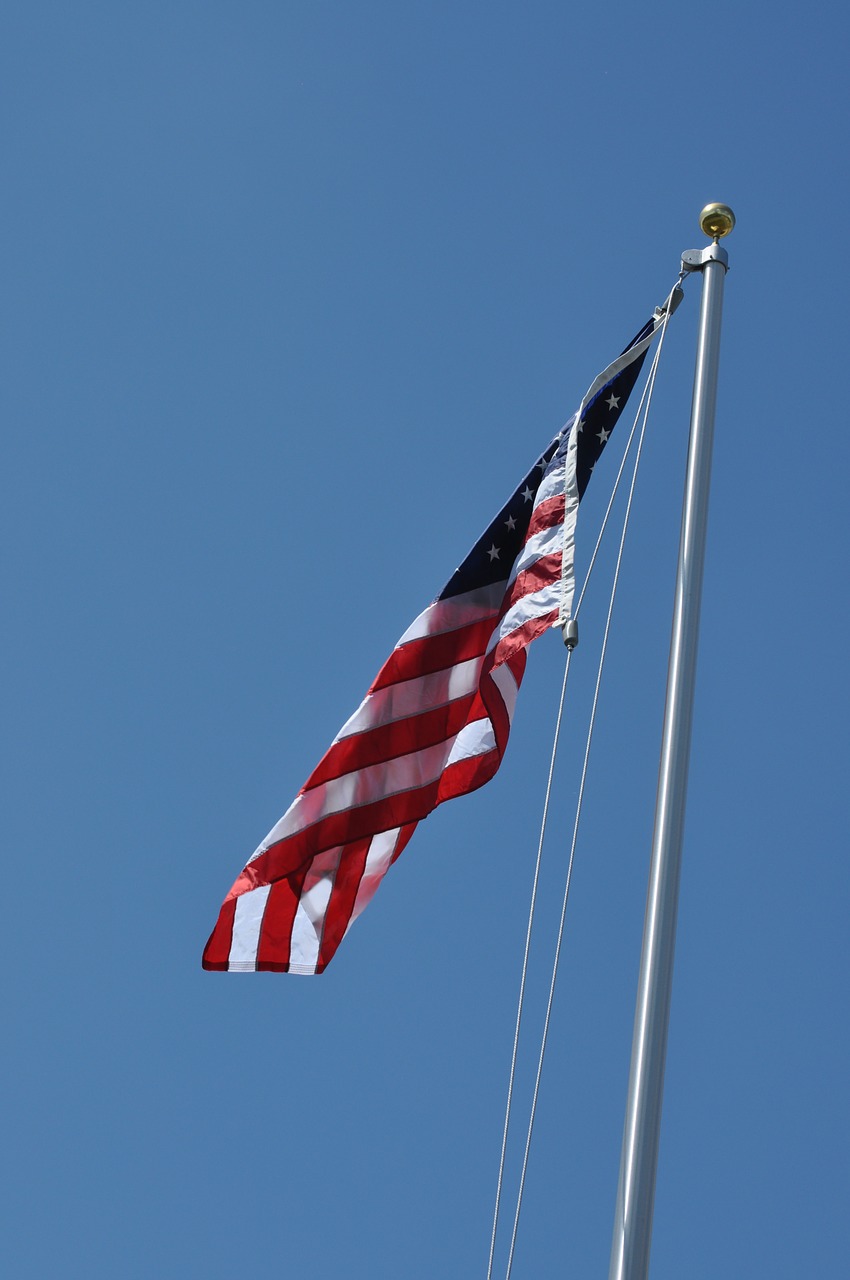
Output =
[
  {"x1": 507, "y1": 522, "x2": 563, "y2": 588},
  {"x1": 487, "y1": 581, "x2": 563, "y2": 653},
  {"x1": 397, "y1": 582, "x2": 506, "y2": 646},
  {"x1": 228, "y1": 883, "x2": 271, "y2": 969},
  {"x1": 347, "y1": 828, "x2": 402, "y2": 929},
  {"x1": 288, "y1": 847, "x2": 342, "y2": 973},
  {"x1": 334, "y1": 655, "x2": 483, "y2": 739},
  {"x1": 490, "y1": 659, "x2": 520, "y2": 723},
  {"x1": 532, "y1": 451, "x2": 568, "y2": 506},
  {"x1": 559, "y1": 411, "x2": 580, "y2": 625},
  {"x1": 445, "y1": 716, "x2": 496, "y2": 766}
]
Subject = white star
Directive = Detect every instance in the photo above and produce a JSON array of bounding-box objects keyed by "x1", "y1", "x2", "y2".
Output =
[
  {"x1": 521, "y1": 485, "x2": 534, "y2": 502},
  {"x1": 504, "y1": 514, "x2": 516, "y2": 531},
  {"x1": 576, "y1": 419, "x2": 584, "y2": 434},
  {"x1": 597, "y1": 426, "x2": 610, "y2": 444},
  {"x1": 606, "y1": 393, "x2": 620, "y2": 410},
  {"x1": 487, "y1": 543, "x2": 500, "y2": 561},
  {"x1": 537, "y1": 457, "x2": 547, "y2": 470}
]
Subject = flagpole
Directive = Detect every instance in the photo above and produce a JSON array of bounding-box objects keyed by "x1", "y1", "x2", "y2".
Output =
[{"x1": 607, "y1": 204, "x2": 735, "y2": 1280}]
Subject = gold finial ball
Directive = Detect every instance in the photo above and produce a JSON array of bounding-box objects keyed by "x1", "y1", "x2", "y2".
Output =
[{"x1": 699, "y1": 203, "x2": 736, "y2": 240}]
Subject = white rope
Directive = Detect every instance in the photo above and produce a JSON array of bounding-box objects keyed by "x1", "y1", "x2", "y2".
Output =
[
  {"x1": 484, "y1": 305, "x2": 676, "y2": 1280},
  {"x1": 485, "y1": 649, "x2": 573, "y2": 1280},
  {"x1": 483, "y1": 292, "x2": 677, "y2": 1280},
  {"x1": 501, "y1": 307, "x2": 675, "y2": 1280}
]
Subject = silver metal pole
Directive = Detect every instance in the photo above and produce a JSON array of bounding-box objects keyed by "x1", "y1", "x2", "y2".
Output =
[{"x1": 607, "y1": 204, "x2": 735, "y2": 1280}]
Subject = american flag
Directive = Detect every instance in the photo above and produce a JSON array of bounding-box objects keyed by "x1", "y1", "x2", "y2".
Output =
[{"x1": 203, "y1": 309, "x2": 667, "y2": 973}]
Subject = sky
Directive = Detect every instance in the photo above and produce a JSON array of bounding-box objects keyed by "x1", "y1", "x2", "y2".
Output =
[{"x1": 3, "y1": 2, "x2": 849, "y2": 1277}]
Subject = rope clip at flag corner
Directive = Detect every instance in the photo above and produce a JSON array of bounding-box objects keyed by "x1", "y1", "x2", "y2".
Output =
[
  {"x1": 655, "y1": 284, "x2": 685, "y2": 321},
  {"x1": 561, "y1": 617, "x2": 579, "y2": 650}
]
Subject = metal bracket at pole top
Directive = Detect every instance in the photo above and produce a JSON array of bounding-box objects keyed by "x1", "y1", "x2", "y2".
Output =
[{"x1": 681, "y1": 242, "x2": 729, "y2": 273}]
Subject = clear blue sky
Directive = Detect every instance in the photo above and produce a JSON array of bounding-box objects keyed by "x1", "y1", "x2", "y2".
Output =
[{"x1": 3, "y1": 3, "x2": 848, "y2": 1277}]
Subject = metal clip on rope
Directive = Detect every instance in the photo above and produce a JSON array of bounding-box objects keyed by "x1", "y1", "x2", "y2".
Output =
[{"x1": 562, "y1": 617, "x2": 579, "y2": 650}]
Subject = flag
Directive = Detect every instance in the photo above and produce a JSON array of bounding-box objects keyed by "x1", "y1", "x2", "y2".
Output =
[{"x1": 203, "y1": 305, "x2": 671, "y2": 973}]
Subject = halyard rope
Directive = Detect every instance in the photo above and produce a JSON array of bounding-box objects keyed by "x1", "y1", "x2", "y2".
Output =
[
  {"x1": 484, "y1": 647, "x2": 574, "y2": 1280},
  {"x1": 485, "y1": 288, "x2": 679, "y2": 1280}
]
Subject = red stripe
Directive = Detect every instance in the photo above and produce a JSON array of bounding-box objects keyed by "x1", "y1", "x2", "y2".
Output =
[
  {"x1": 501, "y1": 552, "x2": 562, "y2": 616},
  {"x1": 316, "y1": 822, "x2": 417, "y2": 971},
  {"x1": 371, "y1": 615, "x2": 497, "y2": 691},
  {"x1": 481, "y1": 650, "x2": 526, "y2": 757},
  {"x1": 201, "y1": 896, "x2": 237, "y2": 971},
  {"x1": 256, "y1": 868, "x2": 309, "y2": 970},
  {"x1": 526, "y1": 492, "x2": 565, "y2": 539},
  {"x1": 315, "y1": 837, "x2": 372, "y2": 971},
  {"x1": 491, "y1": 608, "x2": 558, "y2": 668},
  {"x1": 306, "y1": 693, "x2": 479, "y2": 789},
  {"x1": 435, "y1": 744, "x2": 502, "y2": 805},
  {"x1": 390, "y1": 822, "x2": 416, "y2": 866}
]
